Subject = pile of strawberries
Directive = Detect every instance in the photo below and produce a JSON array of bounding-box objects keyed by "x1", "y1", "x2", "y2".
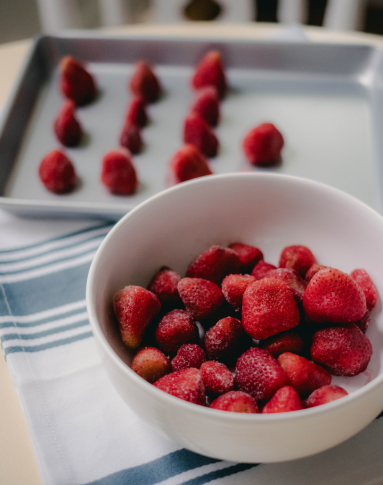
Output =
[{"x1": 113, "y1": 243, "x2": 377, "y2": 413}]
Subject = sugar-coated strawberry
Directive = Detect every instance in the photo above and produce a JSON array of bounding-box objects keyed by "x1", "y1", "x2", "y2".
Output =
[
  {"x1": 228, "y1": 242, "x2": 264, "y2": 274},
  {"x1": 200, "y1": 361, "x2": 234, "y2": 397},
  {"x1": 131, "y1": 346, "x2": 170, "y2": 383},
  {"x1": 262, "y1": 386, "x2": 304, "y2": 414},
  {"x1": 113, "y1": 285, "x2": 161, "y2": 349},
  {"x1": 183, "y1": 113, "x2": 219, "y2": 158},
  {"x1": 243, "y1": 123, "x2": 284, "y2": 166},
  {"x1": 305, "y1": 264, "x2": 327, "y2": 283},
  {"x1": 303, "y1": 268, "x2": 367, "y2": 324},
  {"x1": 130, "y1": 61, "x2": 161, "y2": 103},
  {"x1": 191, "y1": 50, "x2": 227, "y2": 99},
  {"x1": 167, "y1": 144, "x2": 212, "y2": 185},
  {"x1": 101, "y1": 149, "x2": 138, "y2": 195},
  {"x1": 154, "y1": 368, "x2": 205, "y2": 405},
  {"x1": 221, "y1": 274, "x2": 256, "y2": 311},
  {"x1": 351, "y1": 269, "x2": 378, "y2": 311},
  {"x1": 186, "y1": 245, "x2": 240, "y2": 285},
  {"x1": 251, "y1": 261, "x2": 277, "y2": 280},
  {"x1": 311, "y1": 323, "x2": 372, "y2": 376},
  {"x1": 266, "y1": 268, "x2": 307, "y2": 302},
  {"x1": 54, "y1": 99, "x2": 82, "y2": 146},
  {"x1": 154, "y1": 309, "x2": 198, "y2": 355},
  {"x1": 242, "y1": 278, "x2": 300, "y2": 340},
  {"x1": 278, "y1": 352, "x2": 331, "y2": 397},
  {"x1": 148, "y1": 267, "x2": 182, "y2": 309},
  {"x1": 191, "y1": 86, "x2": 220, "y2": 126},
  {"x1": 171, "y1": 344, "x2": 206, "y2": 372},
  {"x1": 259, "y1": 331, "x2": 304, "y2": 358},
  {"x1": 305, "y1": 385, "x2": 348, "y2": 408},
  {"x1": 204, "y1": 317, "x2": 251, "y2": 366},
  {"x1": 356, "y1": 311, "x2": 370, "y2": 334},
  {"x1": 60, "y1": 56, "x2": 96, "y2": 106},
  {"x1": 235, "y1": 347, "x2": 288, "y2": 401},
  {"x1": 126, "y1": 96, "x2": 148, "y2": 127},
  {"x1": 279, "y1": 245, "x2": 317, "y2": 278},
  {"x1": 120, "y1": 121, "x2": 142, "y2": 154},
  {"x1": 210, "y1": 391, "x2": 258, "y2": 413},
  {"x1": 39, "y1": 150, "x2": 76, "y2": 194},
  {"x1": 178, "y1": 277, "x2": 224, "y2": 320}
]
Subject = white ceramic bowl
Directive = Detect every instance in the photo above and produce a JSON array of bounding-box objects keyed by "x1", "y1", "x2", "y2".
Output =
[{"x1": 86, "y1": 173, "x2": 383, "y2": 463}]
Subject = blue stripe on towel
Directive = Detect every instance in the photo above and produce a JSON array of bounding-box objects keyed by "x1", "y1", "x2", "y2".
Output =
[
  {"x1": 0, "y1": 318, "x2": 89, "y2": 342},
  {"x1": 181, "y1": 463, "x2": 257, "y2": 485}
]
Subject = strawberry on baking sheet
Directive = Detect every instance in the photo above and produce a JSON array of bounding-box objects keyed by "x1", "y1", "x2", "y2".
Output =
[
  {"x1": 183, "y1": 113, "x2": 219, "y2": 158},
  {"x1": 210, "y1": 391, "x2": 258, "y2": 413},
  {"x1": 120, "y1": 121, "x2": 142, "y2": 154},
  {"x1": 351, "y1": 269, "x2": 378, "y2": 311},
  {"x1": 305, "y1": 385, "x2": 348, "y2": 408},
  {"x1": 243, "y1": 123, "x2": 284, "y2": 166},
  {"x1": 130, "y1": 61, "x2": 161, "y2": 103},
  {"x1": 167, "y1": 144, "x2": 212, "y2": 185},
  {"x1": 178, "y1": 277, "x2": 224, "y2": 320},
  {"x1": 154, "y1": 309, "x2": 199, "y2": 355},
  {"x1": 191, "y1": 50, "x2": 227, "y2": 99},
  {"x1": 279, "y1": 245, "x2": 317, "y2": 279},
  {"x1": 126, "y1": 96, "x2": 148, "y2": 127},
  {"x1": 154, "y1": 368, "x2": 206, "y2": 405},
  {"x1": 54, "y1": 99, "x2": 83, "y2": 147},
  {"x1": 262, "y1": 386, "x2": 304, "y2": 414},
  {"x1": 186, "y1": 245, "x2": 240, "y2": 285},
  {"x1": 131, "y1": 346, "x2": 170, "y2": 383},
  {"x1": 101, "y1": 149, "x2": 138, "y2": 195},
  {"x1": 39, "y1": 150, "x2": 77, "y2": 194},
  {"x1": 191, "y1": 86, "x2": 220, "y2": 126},
  {"x1": 60, "y1": 56, "x2": 97, "y2": 106}
]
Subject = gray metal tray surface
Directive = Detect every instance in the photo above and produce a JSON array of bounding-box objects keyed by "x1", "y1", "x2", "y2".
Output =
[{"x1": 1, "y1": 32, "x2": 383, "y2": 219}]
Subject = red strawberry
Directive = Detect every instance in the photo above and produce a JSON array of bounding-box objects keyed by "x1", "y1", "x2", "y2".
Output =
[
  {"x1": 191, "y1": 50, "x2": 227, "y2": 99},
  {"x1": 351, "y1": 269, "x2": 378, "y2": 311},
  {"x1": 242, "y1": 278, "x2": 300, "y2": 340},
  {"x1": 171, "y1": 344, "x2": 206, "y2": 372},
  {"x1": 305, "y1": 385, "x2": 348, "y2": 408},
  {"x1": 154, "y1": 368, "x2": 205, "y2": 405},
  {"x1": 167, "y1": 144, "x2": 212, "y2": 185},
  {"x1": 279, "y1": 245, "x2": 317, "y2": 278},
  {"x1": 60, "y1": 56, "x2": 96, "y2": 106},
  {"x1": 126, "y1": 96, "x2": 148, "y2": 127},
  {"x1": 113, "y1": 285, "x2": 161, "y2": 349},
  {"x1": 221, "y1": 274, "x2": 256, "y2": 311},
  {"x1": 262, "y1": 386, "x2": 304, "y2": 414},
  {"x1": 303, "y1": 268, "x2": 367, "y2": 324},
  {"x1": 184, "y1": 113, "x2": 219, "y2": 158},
  {"x1": 186, "y1": 245, "x2": 240, "y2": 285},
  {"x1": 54, "y1": 99, "x2": 82, "y2": 146},
  {"x1": 259, "y1": 331, "x2": 304, "y2": 358},
  {"x1": 154, "y1": 309, "x2": 198, "y2": 355},
  {"x1": 210, "y1": 391, "x2": 258, "y2": 413},
  {"x1": 191, "y1": 86, "x2": 220, "y2": 126},
  {"x1": 311, "y1": 323, "x2": 372, "y2": 376},
  {"x1": 101, "y1": 149, "x2": 138, "y2": 195},
  {"x1": 251, "y1": 261, "x2": 276, "y2": 280},
  {"x1": 235, "y1": 347, "x2": 288, "y2": 401},
  {"x1": 200, "y1": 361, "x2": 234, "y2": 397},
  {"x1": 266, "y1": 268, "x2": 307, "y2": 302},
  {"x1": 39, "y1": 150, "x2": 76, "y2": 194},
  {"x1": 120, "y1": 121, "x2": 142, "y2": 154},
  {"x1": 278, "y1": 352, "x2": 331, "y2": 397},
  {"x1": 129, "y1": 61, "x2": 161, "y2": 103},
  {"x1": 148, "y1": 267, "x2": 182, "y2": 309},
  {"x1": 243, "y1": 123, "x2": 284, "y2": 166},
  {"x1": 178, "y1": 277, "x2": 224, "y2": 320},
  {"x1": 131, "y1": 346, "x2": 170, "y2": 383},
  {"x1": 228, "y1": 242, "x2": 264, "y2": 274},
  {"x1": 356, "y1": 311, "x2": 370, "y2": 334},
  {"x1": 305, "y1": 264, "x2": 327, "y2": 282}
]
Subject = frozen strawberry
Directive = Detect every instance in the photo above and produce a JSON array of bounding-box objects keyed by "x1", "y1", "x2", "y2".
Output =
[
  {"x1": 210, "y1": 391, "x2": 258, "y2": 413},
  {"x1": 305, "y1": 264, "x2": 327, "y2": 282},
  {"x1": 199, "y1": 299, "x2": 238, "y2": 330},
  {"x1": 39, "y1": 150, "x2": 76, "y2": 194},
  {"x1": 356, "y1": 311, "x2": 370, "y2": 334},
  {"x1": 186, "y1": 245, "x2": 240, "y2": 285},
  {"x1": 311, "y1": 323, "x2": 372, "y2": 376},
  {"x1": 243, "y1": 123, "x2": 284, "y2": 166},
  {"x1": 54, "y1": 99, "x2": 82, "y2": 146},
  {"x1": 228, "y1": 242, "x2": 264, "y2": 274},
  {"x1": 204, "y1": 317, "x2": 251, "y2": 366},
  {"x1": 154, "y1": 309, "x2": 198, "y2": 355},
  {"x1": 251, "y1": 261, "x2": 277, "y2": 280},
  {"x1": 154, "y1": 368, "x2": 205, "y2": 405},
  {"x1": 221, "y1": 274, "x2": 256, "y2": 311},
  {"x1": 305, "y1": 385, "x2": 348, "y2": 408},
  {"x1": 101, "y1": 149, "x2": 138, "y2": 195},
  {"x1": 130, "y1": 61, "x2": 161, "y2": 103},
  {"x1": 178, "y1": 277, "x2": 224, "y2": 320},
  {"x1": 303, "y1": 268, "x2": 367, "y2": 324},
  {"x1": 191, "y1": 86, "x2": 220, "y2": 126},
  {"x1": 259, "y1": 331, "x2": 304, "y2": 358},
  {"x1": 184, "y1": 113, "x2": 219, "y2": 158},
  {"x1": 278, "y1": 352, "x2": 331, "y2": 397},
  {"x1": 262, "y1": 386, "x2": 304, "y2": 414},
  {"x1": 126, "y1": 96, "x2": 148, "y2": 127},
  {"x1": 266, "y1": 268, "x2": 307, "y2": 302},
  {"x1": 235, "y1": 347, "x2": 288, "y2": 401},
  {"x1": 171, "y1": 344, "x2": 206, "y2": 372},
  {"x1": 148, "y1": 267, "x2": 182, "y2": 309},
  {"x1": 200, "y1": 361, "x2": 234, "y2": 396},
  {"x1": 60, "y1": 56, "x2": 96, "y2": 106},
  {"x1": 168, "y1": 144, "x2": 212, "y2": 185},
  {"x1": 131, "y1": 346, "x2": 170, "y2": 383},
  {"x1": 113, "y1": 285, "x2": 161, "y2": 349},
  {"x1": 279, "y1": 245, "x2": 317, "y2": 278},
  {"x1": 120, "y1": 121, "x2": 142, "y2": 154},
  {"x1": 242, "y1": 278, "x2": 300, "y2": 340},
  {"x1": 351, "y1": 269, "x2": 378, "y2": 311},
  {"x1": 192, "y1": 50, "x2": 227, "y2": 99}
]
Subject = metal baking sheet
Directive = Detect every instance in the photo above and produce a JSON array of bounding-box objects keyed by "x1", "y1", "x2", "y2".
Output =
[{"x1": 1, "y1": 32, "x2": 383, "y2": 219}]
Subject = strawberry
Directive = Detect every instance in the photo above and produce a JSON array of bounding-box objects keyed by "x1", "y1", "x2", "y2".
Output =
[
  {"x1": 126, "y1": 96, "x2": 148, "y2": 127},
  {"x1": 148, "y1": 267, "x2": 182, "y2": 309},
  {"x1": 279, "y1": 245, "x2": 317, "y2": 278},
  {"x1": 221, "y1": 274, "x2": 256, "y2": 311},
  {"x1": 191, "y1": 86, "x2": 220, "y2": 126},
  {"x1": 129, "y1": 61, "x2": 161, "y2": 103},
  {"x1": 311, "y1": 323, "x2": 373, "y2": 376},
  {"x1": 120, "y1": 121, "x2": 142, "y2": 154},
  {"x1": 154, "y1": 309, "x2": 198, "y2": 355},
  {"x1": 305, "y1": 264, "x2": 327, "y2": 283},
  {"x1": 242, "y1": 278, "x2": 300, "y2": 340},
  {"x1": 259, "y1": 331, "x2": 304, "y2": 358},
  {"x1": 60, "y1": 56, "x2": 96, "y2": 106},
  {"x1": 200, "y1": 361, "x2": 234, "y2": 397},
  {"x1": 243, "y1": 123, "x2": 284, "y2": 166},
  {"x1": 262, "y1": 386, "x2": 304, "y2": 414},
  {"x1": 356, "y1": 311, "x2": 370, "y2": 334},
  {"x1": 54, "y1": 99, "x2": 82, "y2": 146},
  {"x1": 210, "y1": 391, "x2": 258, "y2": 413},
  {"x1": 101, "y1": 149, "x2": 138, "y2": 195},
  {"x1": 266, "y1": 268, "x2": 307, "y2": 303},
  {"x1": 131, "y1": 346, "x2": 170, "y2": 383},
  {"x1": 228, "y1": 242, "x2": 264, "y2": 274},
  {"x1": 303, "y1": 268, "x2": 367, "y2": 324},
  {"x1": 178, "y1": 277, "x2": 224, "y2": 320},
  {"x1": 186, "y1": 245, "x2": 240, "y2": 285},
  {"x1": 351, "y1": 269, "x2": 378, "y2": 311},
  {"x1": 154, "y1": 368, "x2": 205, "y2": 405},
  {"x1": 183, "y1": 113, "x2": 219, "y2": 158},
  {"x1": 113, "y1": 285, "x2": 161, "y2": 349},
  {"x1": 235, "y1": 348, "x2": 288, "y2": 402},
  {"x1": 39, "y1": 150, "x2": 76, "y2": 194},
  {"x1": 171, "y1": 344, "x2": 206, "y2": 372},
  {"x1": 191, "y1": 50, "x2": 227, "y2": 99},
  {"x1": 305, "y1": 385, "x2": 348, "y2": 408},
  {"x1": 167, "y1": 144, "x2": 212, "y2": 185},
  {"x1": 278, "y1": 352, "x2": 331, "y2": 397},
  {"x1": 251, "y1": 261, "x2": 276, "y2": 280}
]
